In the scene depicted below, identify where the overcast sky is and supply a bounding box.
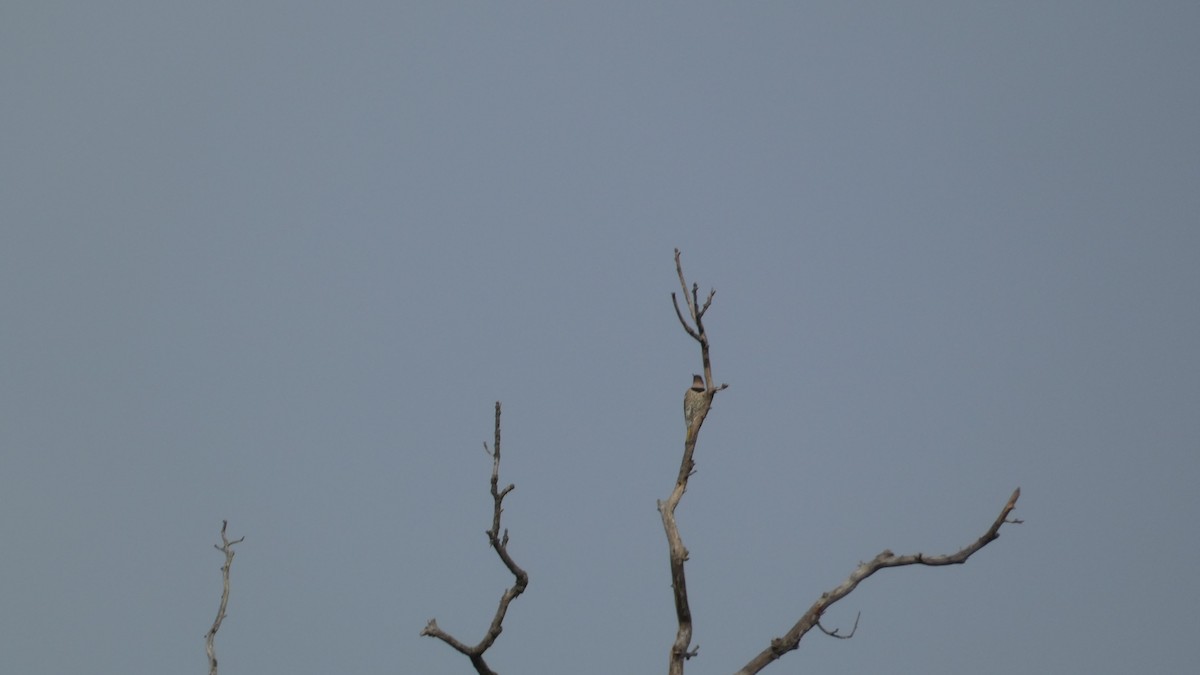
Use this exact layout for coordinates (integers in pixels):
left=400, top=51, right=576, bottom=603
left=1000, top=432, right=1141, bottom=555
left=2, top=3, right=1198, bottom=674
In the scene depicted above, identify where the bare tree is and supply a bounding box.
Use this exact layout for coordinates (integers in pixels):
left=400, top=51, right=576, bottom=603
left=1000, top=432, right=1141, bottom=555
left=665, top=248, right=1022, bottom=674
left=206, top=520, right=244, bottom=675
left=422, top=402, right=529, bottom=675
left=415, top=248, right=1020, bottom=674
left=200, top=253, right=1020, bottom=673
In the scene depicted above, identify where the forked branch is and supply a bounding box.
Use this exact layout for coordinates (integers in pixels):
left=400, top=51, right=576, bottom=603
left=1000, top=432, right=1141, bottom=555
left=734, top=488, right=1023, bottom=675
left=206, top=520, right=244, bottom=675
left=422, top=402, right=529, bottom=675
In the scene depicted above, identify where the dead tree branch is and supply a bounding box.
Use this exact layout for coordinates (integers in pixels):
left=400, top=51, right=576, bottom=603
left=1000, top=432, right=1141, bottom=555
left=422, top=402, right=529, bottom=675
left=733, top=487, right=1022, bottom=675
left=205, top=520, right=244, bottom=675
left=659, top=249, right=729, bottom=675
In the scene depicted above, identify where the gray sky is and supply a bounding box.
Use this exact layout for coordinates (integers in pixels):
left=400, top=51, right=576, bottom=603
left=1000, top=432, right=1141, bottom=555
left=2, top=3, right=1198, bottom=674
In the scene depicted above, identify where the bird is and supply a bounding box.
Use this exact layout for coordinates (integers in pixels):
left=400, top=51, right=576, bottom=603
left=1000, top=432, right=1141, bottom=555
left=684, top=374, right=706, bottom=441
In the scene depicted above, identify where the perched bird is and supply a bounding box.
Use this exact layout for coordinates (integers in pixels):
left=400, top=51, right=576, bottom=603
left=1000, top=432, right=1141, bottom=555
left=684, top=374, right=706, bottom=440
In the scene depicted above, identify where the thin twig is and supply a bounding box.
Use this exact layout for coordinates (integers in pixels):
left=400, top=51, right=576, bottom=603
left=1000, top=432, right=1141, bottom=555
left=816, top=612, right=860, bottom=639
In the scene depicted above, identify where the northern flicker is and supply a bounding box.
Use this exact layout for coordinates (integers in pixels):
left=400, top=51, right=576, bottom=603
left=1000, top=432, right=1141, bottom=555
left=684, top=374, right=706, bottom=441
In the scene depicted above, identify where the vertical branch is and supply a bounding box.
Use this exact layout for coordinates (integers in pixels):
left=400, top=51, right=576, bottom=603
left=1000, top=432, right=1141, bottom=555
left=422, top=402, right=529, bottom=675
left=206, top=520, right=244, bottom=675
left=661, top=249, right=729, bottom=675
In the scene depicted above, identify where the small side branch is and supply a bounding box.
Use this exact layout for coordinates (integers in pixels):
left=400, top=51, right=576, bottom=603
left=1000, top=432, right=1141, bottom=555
left=205, top=520, right=244, bottom=675
left=422, top=402, right=529, bottom=675
left=734, top=488, right=1022, bottom=675
left=816, top=612, right=860, bottom=639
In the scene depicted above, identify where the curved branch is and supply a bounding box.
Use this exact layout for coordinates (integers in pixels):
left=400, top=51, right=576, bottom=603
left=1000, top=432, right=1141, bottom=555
left=422, top=402, right=529, bottom=675
left=734, top=488, right=1022, bottom=675
left=671, top=292, right=700, bottom=342
left=816, top=612, right=859, bottom=639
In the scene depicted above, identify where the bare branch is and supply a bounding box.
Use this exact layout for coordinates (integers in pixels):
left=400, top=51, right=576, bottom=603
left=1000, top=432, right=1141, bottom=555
left=697, top=287, right=715, bottom=319
left=671, top=292, right=701, bottom=341
left=659, top=249, right=730, bottom=675
left=205, top=520, right=243, bottom=675
left=734, top=488, right=1022, bottom=675
left=674, top=249, right=697, bottom=322
left=422, top=402, right=529, bottom=675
